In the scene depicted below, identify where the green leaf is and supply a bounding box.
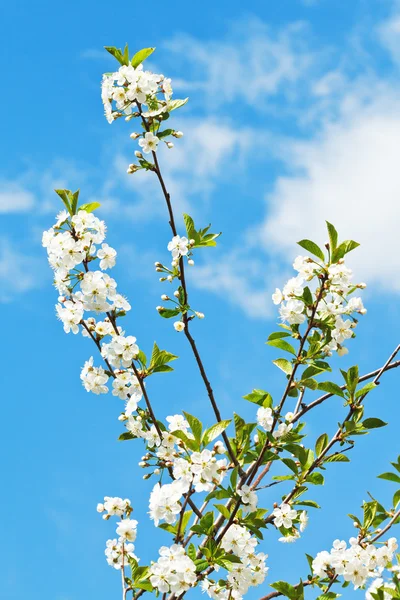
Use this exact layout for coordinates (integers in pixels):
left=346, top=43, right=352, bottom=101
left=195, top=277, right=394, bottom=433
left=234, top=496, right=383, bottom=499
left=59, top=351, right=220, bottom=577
left=362, top=418, right=387, bottom=430
left=355, top=382, right=377, bottom=399
left=267, top=338, right=297, bottom=356
left=393, top=489, right=400, bottom=508
left=363, top=501, right=377, bottom=528
left=215, top=504, right=230, bottom=519
left=170, top=429, right=198, bottom=452
left=326, top=221, right=338, bottom=251
left=79, top=202, right=101, bottom=213
left=168, top=98, right=189, bottom=111
left=104, top=46, right=126, bottom=65
left=317, top=381, right=345, bottom=398
left=202, top=420, right=231, bottom=446
left=324, top=453, right=350, bottom=463
left=149, top=342, right=178, bottom=374
left=268, top=331, right=291, bottom=341
left=131, top=47, right=155, bottom=68
left=273, top=358, right=293, bottom=375
left=282, top=458, right=298, bottom=474
left=55, top=189, right=72, bottom=214
left=378, top=472, right=400, bottom=484
left=297, top=239, right=325, bottom=262
left=306, top=472, right=324, bottom=485
left=315, top=433, right=329, bottom=456
left=118, top=431, right=134, bottom=441
left=243, top=389, right=273, bottom=408
left=303, top=286, right=313, bottom=306
left=70, top=189, right=80, bottom=214
left=158, top=307, right=181, bottom=319
left=187, top=543, right=196, bottom=561
left=183, top=412, right=203, bottom=442
left=332, top=240, right=360, bottom=262
left=270, top=581, right=298, bottom=600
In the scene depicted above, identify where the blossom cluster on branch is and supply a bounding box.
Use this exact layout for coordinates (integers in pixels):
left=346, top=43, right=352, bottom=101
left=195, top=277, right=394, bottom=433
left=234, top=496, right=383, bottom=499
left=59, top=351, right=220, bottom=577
left=43, top=44, right=400, bottom=600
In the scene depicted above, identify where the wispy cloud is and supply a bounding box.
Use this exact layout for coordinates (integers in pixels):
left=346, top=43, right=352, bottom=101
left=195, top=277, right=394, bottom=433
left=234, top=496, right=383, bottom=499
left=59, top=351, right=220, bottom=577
left=0, top=238, right=44, bottom=302
left=164, top=18, right=315, bottom=111
left=0, top=181, right=35, bottom=213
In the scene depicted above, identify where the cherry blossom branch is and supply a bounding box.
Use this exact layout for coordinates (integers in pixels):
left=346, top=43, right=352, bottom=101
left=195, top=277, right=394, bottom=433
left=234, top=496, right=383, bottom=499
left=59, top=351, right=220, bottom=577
left=135, top=101, right=242, bottom=475
left=294, top=351, right=400, bottom=423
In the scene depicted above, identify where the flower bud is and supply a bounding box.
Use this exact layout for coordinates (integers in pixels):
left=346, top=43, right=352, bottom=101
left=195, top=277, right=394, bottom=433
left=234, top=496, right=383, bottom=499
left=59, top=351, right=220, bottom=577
left=97, top=503, right=105, bottom=513
left=154, top=468, right=160, bottom=475
left=174, top=131, right=184, bottom=138
left=195, top=311, right=204, bottom=319
left=166, top=141, right=174, bottom=149
left=130, top=133, right=140, bottom=139
left=188, top=259, right=195, bottom=266
left=173, top=290, right=180, bottom=298
left=161, top=294, right=169, bottom=301
left=167, top=275, right=173, bottom=282
left=134, top=150, right=143, bottom=158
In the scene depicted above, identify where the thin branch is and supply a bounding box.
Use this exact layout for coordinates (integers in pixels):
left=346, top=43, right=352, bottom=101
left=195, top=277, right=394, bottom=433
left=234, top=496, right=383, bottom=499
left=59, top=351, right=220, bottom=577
left=371, top=508, right=400, bottom=543
left=135, top=101, right=242, bottom=475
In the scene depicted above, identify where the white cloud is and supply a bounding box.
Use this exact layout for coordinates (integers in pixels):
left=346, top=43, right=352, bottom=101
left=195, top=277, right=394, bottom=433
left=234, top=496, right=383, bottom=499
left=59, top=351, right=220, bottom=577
left=164, top=18, right=314, bottom=109
left=0, top=181, right=35, bottom=213
left=257, top=90, right=400, bottom=291
left=0, top=238, right=43, bottom=301
left=192, top=253, right=276, bottom=319
left=97, top=117, right=253, bottom=223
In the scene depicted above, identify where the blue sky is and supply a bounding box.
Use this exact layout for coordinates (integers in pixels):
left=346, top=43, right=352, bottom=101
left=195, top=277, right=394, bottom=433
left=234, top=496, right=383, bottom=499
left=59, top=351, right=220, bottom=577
left=1, top=0, right=400, bottom=598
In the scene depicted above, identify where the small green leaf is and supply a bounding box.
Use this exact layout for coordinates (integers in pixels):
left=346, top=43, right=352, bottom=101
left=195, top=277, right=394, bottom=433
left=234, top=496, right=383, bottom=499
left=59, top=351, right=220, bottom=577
left=158, top=308, right=181, bottom=319
left=332, top=240, right=360, bottom=262
left=362, top=418, right=387, bottom=429
left=273, top=358, right=293, bottom=375
left=243, top=389, right=273, bottom=408
left=131, top=47, right=155, bottom=68
left=215, top=504, right=230, bottom=519
left=324, top=453, right=350, bottom=463
left=267, top=338, right=297, bottom=356
left=317, top=381, right=345, bottom=398
left=315, top=433, right=329, bottom=456
left=168, top=98, right=189, bottom=111
left=104, top=46, right=126, bottom=65
left=79, top=202, right=101, bottom=213
left=268, top=331, right=291, bottom=341
left=297, top=239, right=325, bottom=262
left=183, top=412, right=203, bottom=442
left=378, top=472, right=400, bottom=484
left=326, top=221, right=338, bottom=251
left=306, top=472, right=324, bottom=485
left=202, top=420, right=231, bottom=446
left=55, top=189, right=72, bottom=214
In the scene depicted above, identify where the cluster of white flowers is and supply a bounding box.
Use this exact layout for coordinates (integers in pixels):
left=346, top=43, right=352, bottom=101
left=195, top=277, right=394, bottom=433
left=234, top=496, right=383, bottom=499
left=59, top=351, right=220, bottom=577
left=237, top=485, right=258, bottom=513
left=256, top=408, right=293, bottom=439
left=173, top=449, right=228, bottom=493
left=272, top=255, right=366, bottom=355
left=101, top=60, right=184, bottom=170
left=44, top=207, right=145, bottom=418
left=366, top=576, right=396, bottom=600
left=149, top=544, right=197, bottom=594
left=101, top=62, right=172, bottom=123
left=312, top=537, right=398, bottom=590
left=202, top=524, right=268, bottom=600
left=149, top=447, right=228, bottom=526
left=97, top=496, right=139, bottom=570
